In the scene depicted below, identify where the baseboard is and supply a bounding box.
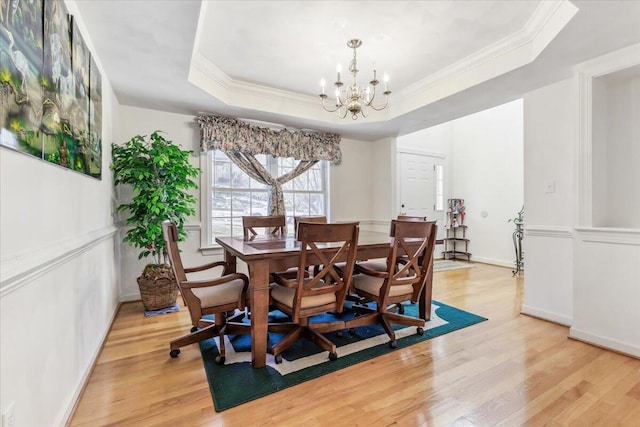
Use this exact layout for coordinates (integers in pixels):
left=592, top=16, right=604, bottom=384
left=569, top=327, right=640, bottom=359
left=120, top=292, right=141, bottom=303
left=469, top=256, right=513, bottom=269
left=521, top=305, right=572, bottom=326
left=61, top=301, right=122, bottom=427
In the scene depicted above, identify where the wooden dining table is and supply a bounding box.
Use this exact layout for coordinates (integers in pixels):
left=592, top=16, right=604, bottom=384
left=216, top=229, right=434, bottom=368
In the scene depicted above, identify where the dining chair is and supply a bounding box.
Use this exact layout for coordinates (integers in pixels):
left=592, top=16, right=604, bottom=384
left=293, top=216, right=328, bottom=275
left=242, top=215, right=287, bottom=239
left=269, top=221, right=360, bottom=362
left=349, top=220, right=437, bottom=348
left=162, top=221, right=250, bottom=364
left=293, top=215, right=327, bottom=234
left=355, top=215, right=434, bottom=274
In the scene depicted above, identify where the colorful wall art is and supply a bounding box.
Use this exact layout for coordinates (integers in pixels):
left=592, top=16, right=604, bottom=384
left=1, top=0, right=102, bottom=179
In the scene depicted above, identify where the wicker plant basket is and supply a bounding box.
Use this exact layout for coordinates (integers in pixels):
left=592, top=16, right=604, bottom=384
left=137, top=264, right=179, bottom=311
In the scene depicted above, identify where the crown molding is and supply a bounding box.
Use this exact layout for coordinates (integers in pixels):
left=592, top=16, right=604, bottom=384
left=396, top=0, right=577, bottom=115
left=188, top=0, right=577, bottom=125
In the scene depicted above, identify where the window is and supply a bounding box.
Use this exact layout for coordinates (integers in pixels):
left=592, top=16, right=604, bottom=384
left=434, top=164, right=444, bottom=212
left=206, top=150, right=328, bottom=244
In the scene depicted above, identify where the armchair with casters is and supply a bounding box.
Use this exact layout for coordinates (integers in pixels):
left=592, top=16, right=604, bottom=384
left=356, top=215, right=435, bottom=276
left=269, top=222, right=360, bottom=363
left=349, top=220, right=437, bottom=348
left=162, top=221, right=250, bottom=364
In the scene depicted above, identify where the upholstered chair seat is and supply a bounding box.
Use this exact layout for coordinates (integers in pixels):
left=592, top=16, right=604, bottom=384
left=271, top=279, right=337, bottom=309
left=191, top=278, right=247, bottom=307
left=352, top=274, right=415, bottom=298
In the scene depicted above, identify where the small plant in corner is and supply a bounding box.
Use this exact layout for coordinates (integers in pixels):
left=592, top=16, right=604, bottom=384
left=508, top=205, right=524, bottom=224
left=111, top=131, right=200, bottom=310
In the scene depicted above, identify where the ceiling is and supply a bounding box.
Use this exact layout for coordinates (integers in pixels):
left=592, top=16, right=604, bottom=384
left=74, top=0, right=640, bottom=141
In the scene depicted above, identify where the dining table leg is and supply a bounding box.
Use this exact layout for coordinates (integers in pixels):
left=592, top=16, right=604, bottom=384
left=224, top=249, right=237, bottom=273
left=248, top=259, right=270, bottom=368
left=419, top=259, right=434, bottom=321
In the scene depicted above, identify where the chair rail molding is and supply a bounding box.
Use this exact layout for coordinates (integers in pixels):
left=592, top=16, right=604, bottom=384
left=525, top=225, right=573, bottom=239
left=0, top=225, right=118, bottom=297
left=574, top=227, right=640, bottom=246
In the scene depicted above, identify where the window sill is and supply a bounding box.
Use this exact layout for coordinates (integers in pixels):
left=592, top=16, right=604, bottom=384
left=199, top=245, right=224, bottom=256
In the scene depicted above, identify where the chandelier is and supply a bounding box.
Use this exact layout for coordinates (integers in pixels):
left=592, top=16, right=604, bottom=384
left=319, top=39, right=391, bottom=120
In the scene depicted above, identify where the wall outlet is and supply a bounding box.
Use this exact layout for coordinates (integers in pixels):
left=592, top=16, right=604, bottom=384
left=1, top=401, right=15, bottom=427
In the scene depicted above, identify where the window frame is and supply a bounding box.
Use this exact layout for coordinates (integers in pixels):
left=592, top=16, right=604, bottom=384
left=200, top=151, right=329, bottom=250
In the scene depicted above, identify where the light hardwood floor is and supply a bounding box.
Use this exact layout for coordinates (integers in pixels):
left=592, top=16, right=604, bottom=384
left=70, top=264, right=640, bottom=426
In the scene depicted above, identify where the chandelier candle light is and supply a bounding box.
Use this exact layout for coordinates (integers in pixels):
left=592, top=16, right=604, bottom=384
left=319, top=39, right=391, bottom=120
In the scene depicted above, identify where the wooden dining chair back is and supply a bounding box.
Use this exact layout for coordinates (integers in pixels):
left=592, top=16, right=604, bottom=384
left=397, top=215, right=428, bottom=221
left=162, top=221, right=250, bottom=364
left=355, top=215, right=433, bottom=275
left=269, top=221, right=360, bottom=362
left=242, top=215, right=286, bottom=239
left=350, top=220, right=438, bottom=348
left=293, top=215, right=327, bottom=235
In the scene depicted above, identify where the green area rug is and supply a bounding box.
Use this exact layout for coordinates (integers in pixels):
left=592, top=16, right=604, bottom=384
left=199, top=301, right=487, bottom=411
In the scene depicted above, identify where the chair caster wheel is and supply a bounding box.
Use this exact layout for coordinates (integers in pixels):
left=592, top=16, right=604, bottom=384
left=275, top=354, right=283, bottom=364
left=336, top=330, right=343, bottom=338
left=389, top=340, right=397, bottom=349
left=191, top=326, right=198, bottom=333
left=416, top=327, right=424, bottom=335
left=169, top=349, right=180, bottom=358
left=329, top=352, right=338, bottom=361
left=348, top=328, right=356, bottom=335
left=215, top=355, right=225, bottom=365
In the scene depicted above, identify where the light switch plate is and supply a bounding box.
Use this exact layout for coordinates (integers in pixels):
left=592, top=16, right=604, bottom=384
left=544, top=180, right=556, bottom=193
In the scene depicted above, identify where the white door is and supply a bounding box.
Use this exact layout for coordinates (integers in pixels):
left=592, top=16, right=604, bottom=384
left=398, top=152, right=442, bottom=221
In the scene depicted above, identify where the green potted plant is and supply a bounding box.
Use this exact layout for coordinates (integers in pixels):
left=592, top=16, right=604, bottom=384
left=111, top=131, right=200, bottom=310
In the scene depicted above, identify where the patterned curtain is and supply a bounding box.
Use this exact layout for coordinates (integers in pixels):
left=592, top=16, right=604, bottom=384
left=197, top=114, right=342, bottom=165
left=226, top=152, right=317, bottom=215
left=197, top=114, right=339, bottom=215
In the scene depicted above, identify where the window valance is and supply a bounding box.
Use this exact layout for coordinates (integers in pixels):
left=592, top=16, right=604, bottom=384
left=197, top=115, right=342, bottom=165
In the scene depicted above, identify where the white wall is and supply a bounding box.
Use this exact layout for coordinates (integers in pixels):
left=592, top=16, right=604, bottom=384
left=370, top=137, right=397, bottom=232
left=329, top=137, right=376, bottom=225
left=594, top=71, right=640, bottom=228
left=397, top=99, right=524, bottom=267
left=572, top=236, right=640, bottom=356
left=522, top=78, right=575, bottom=325
left=523, top=44, right=640, bottom=357
left=451, top=99, right=524, bottom=267
left=0, top=2, right=120, bottom=425
left=570, top=45, right=640, bottom=357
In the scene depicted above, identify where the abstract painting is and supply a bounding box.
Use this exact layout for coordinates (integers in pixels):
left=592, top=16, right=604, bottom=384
left=1, top=0, right=102, bottom=179
left=0, top=0, right=44, bottom=158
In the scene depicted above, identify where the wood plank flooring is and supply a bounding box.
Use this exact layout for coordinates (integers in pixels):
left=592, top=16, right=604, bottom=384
left=69, top=264, right=640, bottom=426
